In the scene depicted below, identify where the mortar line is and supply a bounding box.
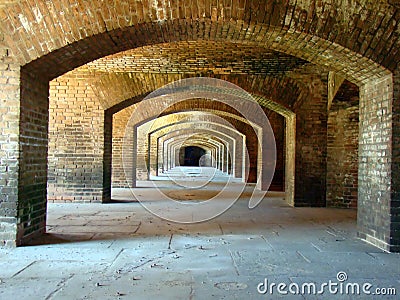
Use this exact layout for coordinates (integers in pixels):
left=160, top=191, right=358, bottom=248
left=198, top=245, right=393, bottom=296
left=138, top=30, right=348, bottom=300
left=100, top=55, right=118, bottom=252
left=133, top=221, right=142, bottom=234
left=108, top=248, right=125, bottom=269
left=218, top=223, right=224, bottom=235
left=228, top=250, right=240, bottom=276
left=296, top=250, right=311, bottom=263
left=260, top=234, right=274, bottom=250
left=45, top=274, right=75, bottom=300
left=168, top=233, right=174, bottom=250
left=11, top=261, right=37, bottom=278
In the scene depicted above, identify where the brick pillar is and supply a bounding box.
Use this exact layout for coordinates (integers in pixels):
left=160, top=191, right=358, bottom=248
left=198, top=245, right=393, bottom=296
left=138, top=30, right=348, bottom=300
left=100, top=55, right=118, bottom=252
left=234, top=136, right=244, bottom=179
left=246, top=130, right=258, bottom=183
left=47, top=75, right=104, bottom=203
left=103, top=110, right=112, bottom=202
left=391, top=67, right=400, bottom=252
left=0, top=50, right=20, bottom=247
left=294, top=75, right=328, bottom=207
left=285, top=114, right=296, bottom=206
left=327, top=99, right=359, bottom=208
left=257, top=127, right=277, bottom=191
left=358, top=73, right=399, bottom=252
left=16, top=67, right=50, bottom=245
left=111, top=106, right=135, bottom=188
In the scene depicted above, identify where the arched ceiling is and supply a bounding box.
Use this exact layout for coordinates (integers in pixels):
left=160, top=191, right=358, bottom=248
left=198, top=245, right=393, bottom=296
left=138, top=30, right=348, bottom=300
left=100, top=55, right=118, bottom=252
left=78, top=40, right=315, bottom=111
left=84, top=41, right=310, bottom=76
left=3, top=0, right=396, bottom=115
left=1, top=0, right=393, bottom=84
left=1, top=1, right=397, bottom=67
left=66, top=70, right=308, bottom=111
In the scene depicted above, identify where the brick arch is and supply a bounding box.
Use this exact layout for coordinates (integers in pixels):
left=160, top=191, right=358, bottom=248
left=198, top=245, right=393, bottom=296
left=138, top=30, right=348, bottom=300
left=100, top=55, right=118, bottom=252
left=165, top=136, right=223, bottom=170
left=108, top=93, right=293, bottom=202
left=0, top=1, right=398, bottom=252
left=166, top=136, right=228, bottom=173
left=1, top=1, right=396, bottom=80
left=20, top=21, right=390, bottom=84
left=108, top=93, right=288, bottom=194
left=156, top=127, right=239, bottom=175
left=96, top=72, right=305, bottom=112
left=120, top=91, right=275, bottom=190
left=147, top=115, right=246, bottom=178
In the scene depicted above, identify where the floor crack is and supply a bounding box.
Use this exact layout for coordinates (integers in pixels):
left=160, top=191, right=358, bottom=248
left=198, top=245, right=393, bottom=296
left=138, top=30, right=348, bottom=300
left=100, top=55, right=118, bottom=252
left=229, top=250, right=240, bottom=276
left=168, top=233, right=173, bottom=250
left=45, top=274, right=74, bottom=300
left=11, top=261, right=36, bottom=278
left=218, top=224, right=224, bottom=235
left=133, top=221, right=142, bottom=234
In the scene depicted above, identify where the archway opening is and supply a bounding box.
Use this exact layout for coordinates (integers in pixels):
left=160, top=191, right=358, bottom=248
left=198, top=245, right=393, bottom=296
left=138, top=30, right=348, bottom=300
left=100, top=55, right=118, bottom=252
left=180, top=146, right=207, bottom=167
left=4, top=8, right=393, bottom=252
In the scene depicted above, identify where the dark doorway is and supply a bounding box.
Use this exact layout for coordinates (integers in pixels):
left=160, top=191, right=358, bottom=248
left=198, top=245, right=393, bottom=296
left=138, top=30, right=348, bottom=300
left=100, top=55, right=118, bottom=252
left=180, top=146, right=206, bottom=166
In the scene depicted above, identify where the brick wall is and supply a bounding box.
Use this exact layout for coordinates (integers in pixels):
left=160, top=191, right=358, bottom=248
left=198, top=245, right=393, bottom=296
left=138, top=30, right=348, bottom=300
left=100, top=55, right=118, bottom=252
left=0, top=46, right=20, bottom=246
left=17, top=67, right=49, bottom=244
left=47, top=74, right=104, bottom=203
left=391, top=66, right=400, bottom=252
left=358, top=75, right=393, bottom=251
left=327, top=81, right=359, bottom=208
left=267, top=111, right=285, bottom=191
left=111, top=105, right=135, bottom=188
left=294, top=74, right=328, bottom=207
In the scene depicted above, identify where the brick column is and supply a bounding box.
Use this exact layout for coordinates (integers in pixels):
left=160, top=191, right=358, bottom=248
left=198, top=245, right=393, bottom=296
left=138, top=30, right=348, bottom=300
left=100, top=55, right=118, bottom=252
left=391, top=67, right=400, bottom=252
left=327, top=95, right=359, bottom=208
left=0, top=50, right=20, bottom=247
left=47, top=75, right=104, bottom=203
left=103, top=111, right=113, bottom=202
left=14, top=68, right=50, bottom=245
left=294, top=75, right=328, bottom=207
left=358, top=73, right=399, bottom=252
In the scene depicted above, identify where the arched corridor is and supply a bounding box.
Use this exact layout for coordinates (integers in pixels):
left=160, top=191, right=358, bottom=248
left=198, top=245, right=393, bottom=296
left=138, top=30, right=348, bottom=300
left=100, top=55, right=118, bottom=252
left=0, top=0, right=400, bottom=298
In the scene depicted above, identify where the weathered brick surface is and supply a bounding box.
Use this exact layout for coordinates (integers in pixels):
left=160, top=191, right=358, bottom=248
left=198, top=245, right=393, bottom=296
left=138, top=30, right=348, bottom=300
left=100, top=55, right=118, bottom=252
left=47, top=74, right=104, bottom=203
left=0, top=0, right=398, bottom=252
left=0, top=1, right=394, bottom=82
left=111, top=105, right=136, bottom=188
left=0, top=45, right=19, bottom=246
left=17, top=67, right=49, bottom=244
left=293, top=72, right=328, bottom=207
left=358, top=75, right=393, bottom=251
left=327, top=80, right=359, bottom=208
left=391, top=66, right=400, bottom=252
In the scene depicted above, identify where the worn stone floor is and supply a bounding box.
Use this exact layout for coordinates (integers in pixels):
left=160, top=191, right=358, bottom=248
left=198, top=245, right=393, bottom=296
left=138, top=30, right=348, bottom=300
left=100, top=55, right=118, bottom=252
left=0, top=182, right=399, bottom=299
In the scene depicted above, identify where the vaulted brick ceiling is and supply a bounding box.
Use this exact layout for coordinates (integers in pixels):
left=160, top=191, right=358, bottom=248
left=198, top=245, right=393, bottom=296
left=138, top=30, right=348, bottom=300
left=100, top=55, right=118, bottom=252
left=4, top=0, right=397, bottom=111
left=85, top=41, right=310, bottom=76
left=69, top=42, right=314, bottom=111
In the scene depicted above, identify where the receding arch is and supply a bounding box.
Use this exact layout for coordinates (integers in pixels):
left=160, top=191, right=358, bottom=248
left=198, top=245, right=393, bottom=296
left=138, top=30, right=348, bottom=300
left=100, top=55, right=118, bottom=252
left=146, top=112, right=247, bottom=178
left=165, top=135, right=226, bottom=172
left=0, top=1, right=397, bottom=252
left=154, top=125, right=243, bottom=178
left=164, top=134, right=227, bottom=173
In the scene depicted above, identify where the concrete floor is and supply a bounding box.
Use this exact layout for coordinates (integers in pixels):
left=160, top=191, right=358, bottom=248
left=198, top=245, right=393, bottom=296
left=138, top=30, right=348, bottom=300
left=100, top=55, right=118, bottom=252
left=0, top=181, right=399, bottom=299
